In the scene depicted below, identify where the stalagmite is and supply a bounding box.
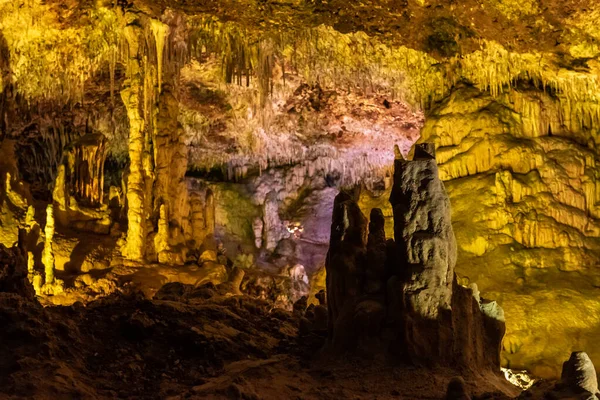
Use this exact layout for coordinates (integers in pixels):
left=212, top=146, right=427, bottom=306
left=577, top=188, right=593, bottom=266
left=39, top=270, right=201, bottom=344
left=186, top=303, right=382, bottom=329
left=41, top=205, right=63, bottom=296
left=365, top=208, right=387, bottom=294
left=561, top=352, right=599, bottom=395
left=42, top=205, right=55, bottom=286
left=262, top=191, right=289, bottom=251
left=190, top=192, right=207, bottom=248
left=325, top=191, right=370, bottom=350
left=205, top=189, right=215, bottom=238
left=390, top=142, right=456, bottom=319
left=325, top=144, right=505, bottom=373
left=253, top=217, right=263, bottom=249
left=418, top=84, right=600, bottom=376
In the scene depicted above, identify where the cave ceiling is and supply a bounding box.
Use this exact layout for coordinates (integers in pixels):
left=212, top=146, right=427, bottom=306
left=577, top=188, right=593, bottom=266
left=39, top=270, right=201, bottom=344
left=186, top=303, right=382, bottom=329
left=2, top=0, right=600, bottom=176
left=3, top=0, right=600, bottom=103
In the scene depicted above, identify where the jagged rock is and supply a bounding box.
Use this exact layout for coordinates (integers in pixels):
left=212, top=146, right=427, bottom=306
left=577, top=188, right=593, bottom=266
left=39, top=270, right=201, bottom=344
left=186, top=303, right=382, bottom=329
left=324, top=144, right=505, bottom=372
left=199, top=250, right=218, bottom=263
left=390, top=146, right=455, bottom=320
left=293, top=295, right=308, bottom=315
left=242, top=269, right=309, bottom=310
left=561, top=352, right=599, bottom=395
left=154, top=282, right=192, bottom=300
left=315, top=290, right=326, bottom=306
left=196, top=261, right=228, bottom=287
left=417, top=85, right=600, bottom=376
left=0, top=243, right=35, bottom=300
left=285, top=264, right=309, bottom=285
left=325, top=191, right=368, bottom=351
left=217, top=267, right=245, bottom=296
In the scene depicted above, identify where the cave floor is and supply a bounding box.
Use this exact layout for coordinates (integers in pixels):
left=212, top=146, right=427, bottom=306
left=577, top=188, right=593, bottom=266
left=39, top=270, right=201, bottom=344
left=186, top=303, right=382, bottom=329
left=1, top=287, right=521, bottom=400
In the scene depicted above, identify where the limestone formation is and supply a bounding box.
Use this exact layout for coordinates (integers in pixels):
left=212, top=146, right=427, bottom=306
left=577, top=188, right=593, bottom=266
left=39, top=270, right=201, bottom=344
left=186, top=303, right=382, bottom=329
left=415, top=84, right=600, bottom=377
left=561, top=352, right=599, bottom=395
left=52, top=133, right=112, bottom=234
left=262, top=191, right=289, bottom=251
left=42, top=205, right=55, bottom=286
left=325, top=144, right=505, bottom=373
left=119, top=13, right=193, bottom=263
left=390, top=147, right=455, bottom=318
left=64, top=132, right=108, bottom=207
left=121, top=17, right=149, bottom=262
left=189, top=186, right=217, bottom=249
left=40, top=205, right=63, bottom=295
left=365, top=208, right=387, bottom=294
left=325, top=191, right=369, bottom=350
left=205, top=189, right=215, bottom=239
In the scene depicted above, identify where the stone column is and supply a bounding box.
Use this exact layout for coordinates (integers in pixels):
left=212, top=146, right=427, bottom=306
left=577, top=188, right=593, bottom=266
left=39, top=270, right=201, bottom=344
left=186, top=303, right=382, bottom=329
left=121, top=18, right=148, bottom=262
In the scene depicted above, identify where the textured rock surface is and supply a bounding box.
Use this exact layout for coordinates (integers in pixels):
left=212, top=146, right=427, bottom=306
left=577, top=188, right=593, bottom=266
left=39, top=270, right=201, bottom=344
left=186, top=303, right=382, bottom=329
left=52, top=132, right=112, bottom=235
left=561, top=352, right=599, bottom=395
left=325, top=191, right=369, bottom=351
left=0, top=243, right=35, bottom=300
left=417, top=84, right=600, bottom=377
left=325, top=145, right=505, bottom=377
left=391, top=149, right=456, bottom=320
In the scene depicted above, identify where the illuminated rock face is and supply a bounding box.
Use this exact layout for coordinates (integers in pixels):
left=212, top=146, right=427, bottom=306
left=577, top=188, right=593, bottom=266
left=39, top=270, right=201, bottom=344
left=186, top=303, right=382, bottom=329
left=561, top=352, right=599, bottom=395
left=119, top=14, right=192, bottom=264
left=418, top=84, right=600, bottom=377
left=121, top=19, right=148, bottom=263
left=326, top=144, right=504, bottom=371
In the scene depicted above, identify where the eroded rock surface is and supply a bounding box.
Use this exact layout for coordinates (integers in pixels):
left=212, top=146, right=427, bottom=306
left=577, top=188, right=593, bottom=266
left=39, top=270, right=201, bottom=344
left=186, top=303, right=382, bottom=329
left=416, top=84, right=600, bottom=377
left=325, top=144, right=505, bottom=378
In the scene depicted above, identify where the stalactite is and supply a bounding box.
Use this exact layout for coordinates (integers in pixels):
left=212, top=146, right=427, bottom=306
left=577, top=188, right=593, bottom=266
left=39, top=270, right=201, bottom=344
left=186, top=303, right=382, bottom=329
left=150, top=20, right=170, bottom=92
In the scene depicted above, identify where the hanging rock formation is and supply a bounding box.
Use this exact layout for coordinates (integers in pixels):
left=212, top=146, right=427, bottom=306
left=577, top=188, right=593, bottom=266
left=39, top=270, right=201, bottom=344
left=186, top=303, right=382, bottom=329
left=120, top=12, right=193, bottom=264
left=326, top=144, right=505, bottom=374
left=52, top=132, right=112, bottom=234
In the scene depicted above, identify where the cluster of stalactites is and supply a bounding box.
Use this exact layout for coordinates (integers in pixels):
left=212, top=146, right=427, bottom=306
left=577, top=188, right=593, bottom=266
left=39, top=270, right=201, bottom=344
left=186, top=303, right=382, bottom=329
left=120, top=11, right=193, bottom=263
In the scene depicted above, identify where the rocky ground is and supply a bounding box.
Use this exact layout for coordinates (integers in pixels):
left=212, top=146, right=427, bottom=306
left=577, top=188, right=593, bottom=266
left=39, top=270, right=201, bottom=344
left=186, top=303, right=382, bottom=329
left=2, top=241, right=600, bottom=399
left=0, top=240, right=519, bottom=400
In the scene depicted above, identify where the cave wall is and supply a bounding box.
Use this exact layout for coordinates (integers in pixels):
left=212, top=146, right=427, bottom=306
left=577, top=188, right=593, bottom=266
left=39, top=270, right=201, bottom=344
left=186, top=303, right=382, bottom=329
left=417, top=84, right=600, bottom=378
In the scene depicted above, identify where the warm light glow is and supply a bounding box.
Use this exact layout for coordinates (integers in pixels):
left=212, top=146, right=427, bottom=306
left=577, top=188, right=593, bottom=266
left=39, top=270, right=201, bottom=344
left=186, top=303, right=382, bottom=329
left=501, top=367, right=535, bottom=390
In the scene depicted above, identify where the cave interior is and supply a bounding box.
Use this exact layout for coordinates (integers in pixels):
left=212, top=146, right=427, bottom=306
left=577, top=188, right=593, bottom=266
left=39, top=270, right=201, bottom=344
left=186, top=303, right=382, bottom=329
left=2, top=0, right=600, bottom=399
